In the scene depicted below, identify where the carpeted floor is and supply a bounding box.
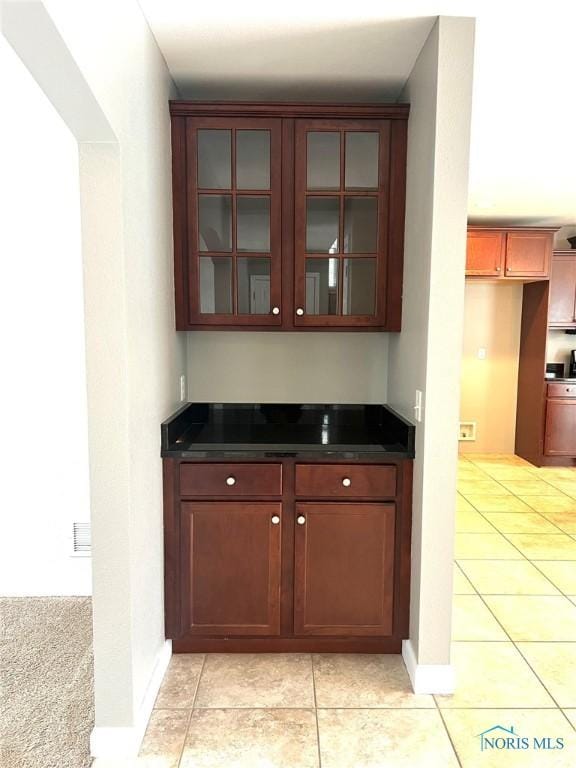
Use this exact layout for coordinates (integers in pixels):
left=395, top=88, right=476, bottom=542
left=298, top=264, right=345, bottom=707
left=0, top=597, right=94, bottom=768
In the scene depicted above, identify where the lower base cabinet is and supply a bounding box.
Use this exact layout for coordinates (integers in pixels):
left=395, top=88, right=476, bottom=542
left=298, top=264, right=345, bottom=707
left=294, top=503, right=395, bottom=636
left=181, top=502, right=282, bottom=636
left=545, top=400, right=576, bottom=456
left=163, top=459, right=412, bottom=653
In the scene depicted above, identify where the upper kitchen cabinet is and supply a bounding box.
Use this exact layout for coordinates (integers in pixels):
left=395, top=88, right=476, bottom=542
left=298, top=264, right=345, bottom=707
left=466, top=227, right=554, bottom=279
left=548, top=251, right=576, bottom=328
left=170, top=102, right=408, bottom=331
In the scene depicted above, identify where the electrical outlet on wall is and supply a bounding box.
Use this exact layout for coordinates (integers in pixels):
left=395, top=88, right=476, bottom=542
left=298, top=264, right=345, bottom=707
left=180, top=374, right=187, bottom=402
left=459, top=421, right=476, bottom=441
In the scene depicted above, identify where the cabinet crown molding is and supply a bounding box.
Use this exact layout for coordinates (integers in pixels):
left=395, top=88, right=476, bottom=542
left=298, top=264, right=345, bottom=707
left=170, top=100, right=410, bottom=119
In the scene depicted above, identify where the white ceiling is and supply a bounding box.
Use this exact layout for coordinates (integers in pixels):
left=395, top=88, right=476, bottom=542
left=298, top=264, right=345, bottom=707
left=139, top=0, right=576, bottom=231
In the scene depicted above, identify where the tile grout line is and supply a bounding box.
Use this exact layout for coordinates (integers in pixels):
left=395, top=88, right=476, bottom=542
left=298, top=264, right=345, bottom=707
left=435, top=701, right=464, bottom=768
left=453, top=465, right=576, bottom=730
left=310, top=654, right=323, bottom=768
left=177, top=654, right=207, bottom=768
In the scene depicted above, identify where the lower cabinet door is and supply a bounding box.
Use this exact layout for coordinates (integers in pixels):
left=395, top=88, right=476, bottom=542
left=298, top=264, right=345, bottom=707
left=544, top=400, right=576, bottom=456
left=180, top=502, right=282, bottom=636
left=294, top=503, right=395, bottom=636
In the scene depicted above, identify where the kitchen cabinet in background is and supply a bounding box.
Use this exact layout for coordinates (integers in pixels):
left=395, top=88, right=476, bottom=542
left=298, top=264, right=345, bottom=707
left=466, top=227, right=554, bottom=279
left=544, top=382, right=576, bottom=457
left=548, top=251, right=576, bottom=328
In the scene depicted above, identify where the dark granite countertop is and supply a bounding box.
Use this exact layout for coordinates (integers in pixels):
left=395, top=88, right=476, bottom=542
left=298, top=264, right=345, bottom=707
left=161, top=403, right=415, bottom=460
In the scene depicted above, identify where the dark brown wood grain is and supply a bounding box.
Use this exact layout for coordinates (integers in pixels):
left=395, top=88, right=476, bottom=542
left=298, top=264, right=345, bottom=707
left=170, top=101, right=410, bottom=120
left=293, top=118, right=392, bottom=328
left=180, top=501, right=282, bottom=636
left=163, top=455, right=413, bottom=652
left=294, top=463, right=396, bottom=498
left=396, top=459, right=413, bottom=639
left=515, top=280, right=549, bottom=465
left=293, top=502, right=395, bottom=636
left=172, top=636, right=402, bottom=653
left=171, top=117, right=188, bottom=329
left=544, top=399, right=576, bottom=456
left=179, top=463, right=282, bottom=497
left=547, top=382, right=576, bottom=398
left=170, top=102, right=408, bottom=332
left=386, top=119, right=407, bottom=330
left=163, top=459, right=179, bottom=638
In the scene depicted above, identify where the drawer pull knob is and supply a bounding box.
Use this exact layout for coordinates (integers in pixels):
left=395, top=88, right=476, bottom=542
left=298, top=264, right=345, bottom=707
left=226, top=476, right=236, bottom=486
left=297, top=515, right=306, bottom=525
left=271, top=515, right=280, bottom=525
left=342, top=477, right=352, bottom=487
left=272, top=306, right=280, bottom=315
left=296, top=308, right=304, bottom=316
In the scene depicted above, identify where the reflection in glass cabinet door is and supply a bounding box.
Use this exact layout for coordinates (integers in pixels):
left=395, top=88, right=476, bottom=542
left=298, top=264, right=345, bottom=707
left=199, top=257, right=233, bottom=314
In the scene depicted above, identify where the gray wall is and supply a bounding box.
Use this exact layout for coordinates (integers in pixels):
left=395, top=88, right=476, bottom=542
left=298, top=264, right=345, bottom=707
left=187, top=332, right=389, bottom=403
left=4, top=0, right=186, bottom=732
left=387, top=16, right=475, bottom=667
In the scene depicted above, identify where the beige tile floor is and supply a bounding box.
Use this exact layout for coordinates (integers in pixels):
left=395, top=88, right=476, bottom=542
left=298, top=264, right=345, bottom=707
left=94, top=454, right=576, bottom=767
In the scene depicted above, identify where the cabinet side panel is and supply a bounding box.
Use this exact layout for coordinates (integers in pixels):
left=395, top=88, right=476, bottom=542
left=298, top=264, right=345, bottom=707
left=171, top=117, right=188, bottom=329
left=515, top=281, right=549, bottom=465
left=396, top=460, right=413, bottom=638
left=163, top=458, right=180, bottom=638
left=386, top=119, right=407, bottom=330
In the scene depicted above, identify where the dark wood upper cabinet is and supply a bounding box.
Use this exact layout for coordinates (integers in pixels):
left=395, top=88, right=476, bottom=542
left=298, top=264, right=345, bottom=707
left=170, top=102, right=408, bottom=331
left=180, top=501, right=282, bottom=636
left=466, top=227, right=554, bottom=280
left=548, top=251, right=576, bottom=328
left=293, top=502, right=395, bottom=636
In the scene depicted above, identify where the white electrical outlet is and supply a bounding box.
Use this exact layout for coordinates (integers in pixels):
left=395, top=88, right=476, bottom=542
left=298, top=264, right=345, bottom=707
left=179, top=374, right=187, bottom=402
left=477, top=347, right=487, bottom=360
left=414, top=390, right=423, bottom=423
left=459, top=421, right=477, bottom=441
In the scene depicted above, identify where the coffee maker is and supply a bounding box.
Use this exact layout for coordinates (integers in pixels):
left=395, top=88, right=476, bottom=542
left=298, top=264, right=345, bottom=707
left=570, top=350, right=576, bottom=378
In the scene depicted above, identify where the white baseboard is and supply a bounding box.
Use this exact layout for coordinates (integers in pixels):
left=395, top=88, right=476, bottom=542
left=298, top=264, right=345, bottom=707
left=402, top=638, right=455, bottom=694
left=90, top=639, right=172, bottom=758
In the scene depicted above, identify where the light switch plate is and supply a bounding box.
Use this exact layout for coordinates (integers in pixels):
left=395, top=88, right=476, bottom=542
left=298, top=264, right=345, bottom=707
left=414, top=389, right=423, bottom=423
left=180, top=374, right=187, bottom=402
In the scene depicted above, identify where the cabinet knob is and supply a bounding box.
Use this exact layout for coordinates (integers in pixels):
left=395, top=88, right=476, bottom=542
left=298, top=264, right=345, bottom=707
left=296, top=308, right=304, bottom=316
left=496, top=266, right=501, bottom=271
left=271, top=515, right=280, bottom=525
left=272, top=306, right=280, bottom=315
left=225, top=476, right=236, bottom=486
left=297, top=515, right=306, bottom=525
left=342, top=477, right=352, bottom=487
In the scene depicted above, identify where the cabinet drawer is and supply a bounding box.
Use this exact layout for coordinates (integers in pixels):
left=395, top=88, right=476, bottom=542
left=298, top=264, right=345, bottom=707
left=547, top=383, right=576, bottom=398
left=179, top=463, right=282, bottom=496
left=295, top=464, right=396, bottom=498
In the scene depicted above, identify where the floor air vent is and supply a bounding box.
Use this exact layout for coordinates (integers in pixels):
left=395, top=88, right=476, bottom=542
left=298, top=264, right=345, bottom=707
left=71, top=522, right=91, bottom=557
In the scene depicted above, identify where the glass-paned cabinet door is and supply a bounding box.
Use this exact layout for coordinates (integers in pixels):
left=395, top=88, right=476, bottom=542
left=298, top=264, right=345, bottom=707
left=294, top=119, right=390, bottom=326
left=187, top=118, right=282, bottom=325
